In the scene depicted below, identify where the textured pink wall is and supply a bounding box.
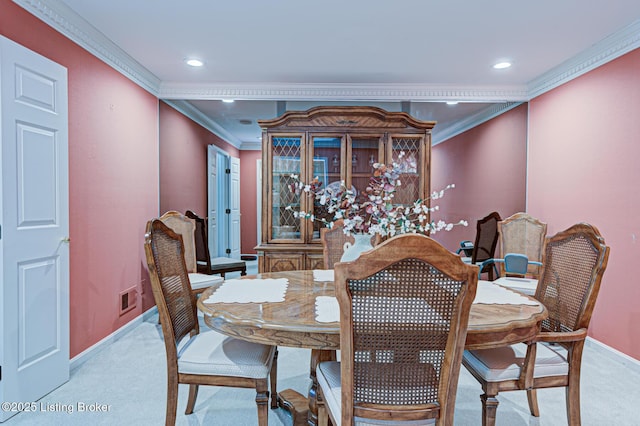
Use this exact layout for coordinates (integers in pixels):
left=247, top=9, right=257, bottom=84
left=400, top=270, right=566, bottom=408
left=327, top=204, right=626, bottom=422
left=158, top=102, right=239, bottom=217
left=431, top=105, right=528, bottom=252
left=1, top=2, right=159, bottom=357
left=239, top=150, right=262, bottom=254
left=528, top=48, right=640, bottom=359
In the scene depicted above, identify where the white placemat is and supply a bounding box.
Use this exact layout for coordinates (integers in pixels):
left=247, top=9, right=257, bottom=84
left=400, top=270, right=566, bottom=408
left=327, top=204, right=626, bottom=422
left=315, top=296, right=340, bottom=323
left=202, top=278, right=288, bottom=303
left=473, top=281, right=539, bottom=305
left=313, top=269, right=334, bottom=282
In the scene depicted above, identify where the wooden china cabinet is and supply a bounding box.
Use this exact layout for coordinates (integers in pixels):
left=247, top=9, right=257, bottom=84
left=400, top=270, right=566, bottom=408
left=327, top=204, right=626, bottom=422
left=256, top=106, right=436, bottom=273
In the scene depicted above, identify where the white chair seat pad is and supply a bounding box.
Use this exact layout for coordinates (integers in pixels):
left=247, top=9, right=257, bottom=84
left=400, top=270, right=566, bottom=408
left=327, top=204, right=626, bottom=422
left=463, top=342, right=568, bottom=382
left=188, top=273, right=224, bottom=290
left=178, top=331, right=274, bottom=378
left=316, top=361, right=435, bottom=426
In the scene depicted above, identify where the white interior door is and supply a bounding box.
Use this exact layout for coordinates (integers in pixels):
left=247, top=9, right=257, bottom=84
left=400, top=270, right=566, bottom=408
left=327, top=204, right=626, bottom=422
left=0, top=36, right=69, bottom=422
left=207, top=145, right=218, bottom=258
left=229, top=157, right=241, bottom=259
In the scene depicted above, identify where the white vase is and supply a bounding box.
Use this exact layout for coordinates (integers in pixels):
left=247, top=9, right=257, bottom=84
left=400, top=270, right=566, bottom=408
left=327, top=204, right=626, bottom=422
left=340, top=233, right=374, bottom=262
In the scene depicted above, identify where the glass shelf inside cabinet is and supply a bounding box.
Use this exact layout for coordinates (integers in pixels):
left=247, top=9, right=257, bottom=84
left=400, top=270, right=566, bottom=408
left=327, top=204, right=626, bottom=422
left=311, top=136, right=341, bottom=238
left=272, top=136, right=302, bottom=239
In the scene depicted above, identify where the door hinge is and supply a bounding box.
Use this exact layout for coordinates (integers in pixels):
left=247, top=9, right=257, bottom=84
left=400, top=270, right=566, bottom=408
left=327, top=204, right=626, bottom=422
left=225, top=208, right=231, bottom=214
left=225, top=168, right=231, bottom=174
left=225, top=248, right=231, bottom=254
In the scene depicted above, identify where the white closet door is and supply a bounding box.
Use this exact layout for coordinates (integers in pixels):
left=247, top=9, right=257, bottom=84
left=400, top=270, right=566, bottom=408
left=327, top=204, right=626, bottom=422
left=0, top=35, right=69, bottom=421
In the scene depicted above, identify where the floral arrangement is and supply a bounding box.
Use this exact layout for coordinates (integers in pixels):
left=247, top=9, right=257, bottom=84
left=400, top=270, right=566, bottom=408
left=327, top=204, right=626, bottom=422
left=285, top=152, right=468, bottom=237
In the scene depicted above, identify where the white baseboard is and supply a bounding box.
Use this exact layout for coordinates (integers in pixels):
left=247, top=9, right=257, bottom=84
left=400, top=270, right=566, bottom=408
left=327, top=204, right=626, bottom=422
left=586, top=336, right=640, bottom=373
left=69, top=306, right=158, bottom=372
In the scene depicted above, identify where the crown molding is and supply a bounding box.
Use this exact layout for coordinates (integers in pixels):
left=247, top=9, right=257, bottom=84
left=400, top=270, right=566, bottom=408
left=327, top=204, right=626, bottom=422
left=13, top=0, right=161, bottom=95
left=240, top=141, right=263, bottom=151
left=162, top=100, right=243, bottom=149
left=432, top=102, right=523, bottom=145
left=15, top=1, right=640, bottom=146
left=527, top=19, right=640, bottom=99
left=159, top=82, right=529, bottom=103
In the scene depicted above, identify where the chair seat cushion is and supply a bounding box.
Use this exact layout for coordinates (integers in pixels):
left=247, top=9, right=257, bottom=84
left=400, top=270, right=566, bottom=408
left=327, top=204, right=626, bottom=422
left=463, top=342, right=568, bottom=382
left=188, top=273, right=224, bottom=290
left=210, top=257, right=246, bottom=269
left=178, top=331, right=275, bottom=378
left=316, top=361, right=435, bottom=426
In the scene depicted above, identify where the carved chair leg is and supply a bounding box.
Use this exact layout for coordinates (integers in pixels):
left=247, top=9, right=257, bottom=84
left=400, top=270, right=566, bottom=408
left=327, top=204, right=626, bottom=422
left=527, top=388, right=540, bottom=417
left=566, top=376, right=582, bottom=426
left=480, top=393, right=499, bottom=426
left=270, top=348, right=279, bottom=409
left=165, top=375, right=178, bottom=426
left=255, top=381, right=270, bottom=426
left=185, top=384, right=199, bottom=414
left=317, top=386, right=329, bottom=426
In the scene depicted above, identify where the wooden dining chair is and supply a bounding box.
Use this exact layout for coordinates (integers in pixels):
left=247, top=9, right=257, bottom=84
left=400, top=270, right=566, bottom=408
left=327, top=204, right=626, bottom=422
left=144, top=219, right=278, bottom=426
left=320, top=219, right=378, bottom=269
left=184, top=210, right=247, bottom=278
left=460, top=211, right=501, bottom=280
left=158, top=211, right=223, bottom=295
left=320, top=219, right=355, bottom=269
left=497, top=212, right=547, bottom=278
left=316, top=233, right=478, bottom=426
left=462, top=223, right=609, bottom=426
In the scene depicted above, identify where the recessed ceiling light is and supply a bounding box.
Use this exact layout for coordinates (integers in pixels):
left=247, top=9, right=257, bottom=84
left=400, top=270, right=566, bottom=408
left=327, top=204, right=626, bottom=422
left=186, top=59, right=203, bottom=67
left=493, top=61, right=512, bottom=69
left=446, top=101, right=459, bottom=105
left=222, top=99, right=235, bottom=103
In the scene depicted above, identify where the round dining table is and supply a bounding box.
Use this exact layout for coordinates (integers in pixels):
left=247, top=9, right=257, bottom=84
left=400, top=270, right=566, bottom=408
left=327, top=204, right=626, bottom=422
left=197, top=270, right=547, bottom=426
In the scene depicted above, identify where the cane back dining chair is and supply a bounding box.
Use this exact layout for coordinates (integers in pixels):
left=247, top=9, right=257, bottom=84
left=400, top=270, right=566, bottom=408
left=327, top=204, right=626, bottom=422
left=317, top=233, right=479, bottom=426
left=321, top=219, right=379, bottom=269
left=144, top=219, right=278, bottom=426
left=321, top=219, right=355, bottom=269
left=497, top=212, right=547, bottom=278
left=185, top=210, right=247, bottom=278
left=459, top=212, right=501, bottom=280
left=158, top=211, right=223, bottom=295
left=462, top=223, right=609, bottom=426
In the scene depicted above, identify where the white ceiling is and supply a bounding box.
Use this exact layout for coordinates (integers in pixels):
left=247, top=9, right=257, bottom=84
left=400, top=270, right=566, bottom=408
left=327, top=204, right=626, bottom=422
left=16, top=0, right=640, bottom=147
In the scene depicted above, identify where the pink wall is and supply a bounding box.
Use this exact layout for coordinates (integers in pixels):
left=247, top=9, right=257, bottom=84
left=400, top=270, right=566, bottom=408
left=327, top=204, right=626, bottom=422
left=239, top=150, right=262, bottom=254
left=1, top=2, right=159, bottom=357
left=527, top=48, right=640, bottom=359
left=431, top=105, right=528, bottom=251
left=159, top=102, right=239, bottom=217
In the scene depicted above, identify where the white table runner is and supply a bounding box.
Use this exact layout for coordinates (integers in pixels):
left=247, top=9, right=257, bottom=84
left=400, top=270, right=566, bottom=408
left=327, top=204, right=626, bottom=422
left=313, top=269, right=334, bottom=282
left=202, top=278, right=288, bottom=304
left=474, top=281, right=539, bottom=305
left=493, top=277, right=538, bottom=296
left=315, top=281, right=538, bottom=323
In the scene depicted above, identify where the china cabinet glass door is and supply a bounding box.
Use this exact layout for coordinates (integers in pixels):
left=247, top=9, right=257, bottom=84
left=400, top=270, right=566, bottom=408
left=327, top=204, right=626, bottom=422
left=271, top=135, right=304, bottom=240
left=389, top=135, right=424, bottom=205
left=309, top=135, right=343, bottom=240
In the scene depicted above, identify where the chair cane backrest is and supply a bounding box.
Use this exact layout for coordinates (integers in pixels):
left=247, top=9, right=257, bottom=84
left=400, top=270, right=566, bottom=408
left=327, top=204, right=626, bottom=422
left=185, top=210, right=212, bottom=271
left=498, top=213, right=547, bottom=277
left=158, top=211, right=198, bottom=274
left=334, top=234, right=478, bottom=425
left=471, top=212, right=501, bottom=269
left=535, top=223, right=609, bottom=334
left=144, top=220, right=199, bottom=354
left=321, top=219, right=354, bottom=269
